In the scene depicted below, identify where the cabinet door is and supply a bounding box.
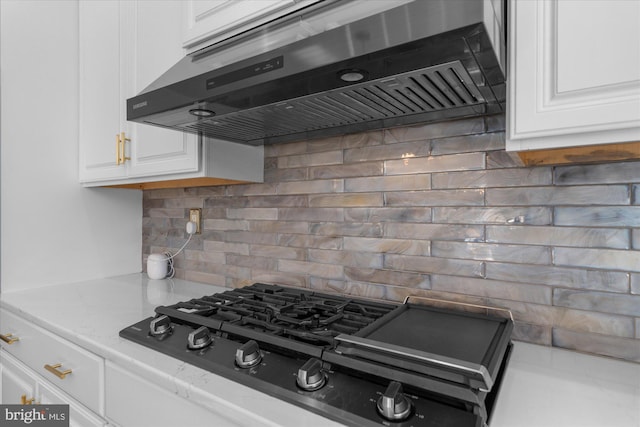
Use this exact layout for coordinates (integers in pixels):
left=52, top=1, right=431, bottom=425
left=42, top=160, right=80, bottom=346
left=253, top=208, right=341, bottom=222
left=0, top=349, right=36, bottom=405
left=39, top=380, right=106, bottom=427
left=78, top=1, right=127, bottom=182
left=507, top=0, right=640, bottom=151
left=1, top=351, right=105, bottom=427
left=106, top=361, right=242, bottom=427
left=182, top=0, right=304, bottom=51
left=125, top=1, right=200, bottom=179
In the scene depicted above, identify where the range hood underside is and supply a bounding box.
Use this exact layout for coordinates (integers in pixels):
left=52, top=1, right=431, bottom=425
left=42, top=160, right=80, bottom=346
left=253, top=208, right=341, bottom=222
left=170, top=60, right=500, bottom=145
left=130, top=9, right=505, bottom=145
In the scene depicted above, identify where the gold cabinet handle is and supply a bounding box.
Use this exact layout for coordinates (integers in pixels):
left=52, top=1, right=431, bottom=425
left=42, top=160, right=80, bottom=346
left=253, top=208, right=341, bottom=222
left=115, top=133, right=122, bottom=165
left=115, top=132, right=131, bottom=165
left=44, top=363, right=72, bottom=380
left=0, top=333, right=19, bottom=344
left=20, top=394, right=36, bottom=405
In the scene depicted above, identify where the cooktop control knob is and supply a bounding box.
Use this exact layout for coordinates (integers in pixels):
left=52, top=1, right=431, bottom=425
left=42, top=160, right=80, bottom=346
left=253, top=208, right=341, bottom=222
left=296, top=358, right=327, bottom=391
left=149, top=315, right=172, bottom=336
left=187, top=326, right=213, bottom=350
left=377, top=381, right=413, bottom=422
left=235, top=340, right=262, bottom=368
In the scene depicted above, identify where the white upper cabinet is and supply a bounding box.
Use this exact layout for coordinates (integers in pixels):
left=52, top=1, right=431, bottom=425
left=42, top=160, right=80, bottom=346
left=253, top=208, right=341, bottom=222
left=78, top=2, right=127, bottom=183
left=507, top=0, right=640, bottom=151
left=181, top=0, right=321, bottom=53
left=122, top=1, right=201, bottom=180
left=79, top=1, right=263, bottom=188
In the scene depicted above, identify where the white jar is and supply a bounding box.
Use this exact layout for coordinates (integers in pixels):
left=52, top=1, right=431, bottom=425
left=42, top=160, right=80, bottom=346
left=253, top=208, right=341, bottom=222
left=146, top=253, right=168, bottom=280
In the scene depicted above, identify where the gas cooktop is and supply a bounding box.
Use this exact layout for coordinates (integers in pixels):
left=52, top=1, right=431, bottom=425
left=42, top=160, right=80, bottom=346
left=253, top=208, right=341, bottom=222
left=120, top=283, right=513, bottom=426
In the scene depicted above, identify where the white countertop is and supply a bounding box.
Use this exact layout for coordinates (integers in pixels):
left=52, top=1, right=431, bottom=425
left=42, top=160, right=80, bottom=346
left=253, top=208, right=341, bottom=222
left=1, top=274, right=639, bottom=427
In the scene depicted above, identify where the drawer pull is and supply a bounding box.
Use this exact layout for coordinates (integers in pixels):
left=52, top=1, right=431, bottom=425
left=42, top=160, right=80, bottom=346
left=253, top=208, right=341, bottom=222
left=0, top=333, right=19, bottom=344
left=44, top=363, right=72, bottom=379
left=20, top=394, right=36, bottom=405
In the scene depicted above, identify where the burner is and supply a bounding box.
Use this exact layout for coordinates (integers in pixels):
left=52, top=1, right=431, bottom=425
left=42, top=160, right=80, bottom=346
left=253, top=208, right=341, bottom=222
left=120, top=282, right=513, bottom=427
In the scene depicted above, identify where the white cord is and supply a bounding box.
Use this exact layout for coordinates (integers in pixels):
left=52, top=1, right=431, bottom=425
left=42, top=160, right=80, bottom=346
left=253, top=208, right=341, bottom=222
left=158, top=221, right=197, bottom=279
left=164, top=232, right=193, bottom=260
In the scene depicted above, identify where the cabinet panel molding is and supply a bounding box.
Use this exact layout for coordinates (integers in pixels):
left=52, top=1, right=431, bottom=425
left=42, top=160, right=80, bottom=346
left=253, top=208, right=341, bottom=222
left=507, top=0, right=640, bottom=152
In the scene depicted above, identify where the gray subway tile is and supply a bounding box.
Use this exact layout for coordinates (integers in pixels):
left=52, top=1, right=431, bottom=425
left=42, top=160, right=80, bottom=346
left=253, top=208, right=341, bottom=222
left=553, top=289, right=640, bottom=316
left=344, top=267, right=430, bottom=289
left=204, top=219, right=249, bottom=231
left=555, top=247, right=640, bottom=272
left=345, top=174, right=431, bottom=192
left=432, top=167, right=552, bottom=189
left=632, top=274, right=640, bottom=294
left=278, top=259, right=344, bottom=279
left=225, top=230, right=278, bottom=245
left=512, top=322, right=551, bottom=346
left=555, top=207, right=640, bottom=227
left=277, top=179, right=344, bottom=195
left=346, top=207, right=432, bottom=223
left=227, top=207, right=278, bottom=220
left=555, top=161, right=640, bottom=185
left=384, top=254, right=483, bottom=277
left=486, top=263, right=629, bottom=292
left=248, top=195, right=308, bottom=208
left=386, top=189, right=484, bottom=207
left=632, top=229, right=640, bottom=249
left=487, top=225, right=629, bottom=249
left=484, top=114, right=506, bottom=132
left=487, top=185, right=629, bottom=206
left=385, top=152, right=485, bottom=176
left=344, top=140, right=430, bottom=163
left=308, top=249, right=383, bottom=269
left=248, top=220, right=309, bottom=234
left=486, top=151, right=524, bottom=169
left=344, top=237, right=431, bottom=256
left=431, top=275, right=552, bottom=305
left=434, top=207, right=552, bottom=225
left=249, top=244, right=305, bottom=260
left=491, top=300, right=634, bottom=337
left=385, top=117, right=484, bottom=143
left=265, top=166, right=308, bottom=183
left=310, top=222, right=383, bottom=238
left=309, top=193, right=384, bottom=208
left=310, top=161, right=384, bottom=179
left=277, top=234, right=343, bottom=250
left=433, top=242, right=551, bottom=264
left=430, top=132, right=504, bottom=156
left=277, top=149, right=343, bottom=168
left=384, top=223, right=484, bottom=241
left=278, top=207, right=344, bottom=222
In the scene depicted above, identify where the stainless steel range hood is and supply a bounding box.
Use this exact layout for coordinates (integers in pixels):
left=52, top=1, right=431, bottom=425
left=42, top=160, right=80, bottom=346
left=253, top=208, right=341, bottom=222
left=127, top=0, right=505, bottom=146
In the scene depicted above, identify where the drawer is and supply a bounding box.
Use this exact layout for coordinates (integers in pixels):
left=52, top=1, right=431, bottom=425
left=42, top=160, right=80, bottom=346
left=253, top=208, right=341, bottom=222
left=105, top=361, right=241, bottom=427
left=2, top=350, right=106, bottom=427
left=0, top=310, right=104, bottom=414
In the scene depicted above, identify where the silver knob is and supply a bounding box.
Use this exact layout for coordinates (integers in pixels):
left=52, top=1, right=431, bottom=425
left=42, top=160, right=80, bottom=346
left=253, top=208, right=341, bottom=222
left=296, top=358, right=327, bottom=391
left=149, top=315, right=172, bottom=336
left=377, top=381, right=413, bottom=421
left=187, top=326, right=213, bottom=350
left=235, top=340, right=262, bottom=368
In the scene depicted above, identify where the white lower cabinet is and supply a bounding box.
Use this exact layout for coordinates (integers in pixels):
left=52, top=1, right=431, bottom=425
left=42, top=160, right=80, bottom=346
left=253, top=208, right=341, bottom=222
left=0, top=350, right=106, bottom=427
left=105, top=361, right=242, bottom=427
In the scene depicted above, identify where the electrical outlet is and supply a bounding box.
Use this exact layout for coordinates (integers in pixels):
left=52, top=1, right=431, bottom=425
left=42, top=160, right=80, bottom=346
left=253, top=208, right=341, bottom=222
left=189, top=208, right=202, bottom=234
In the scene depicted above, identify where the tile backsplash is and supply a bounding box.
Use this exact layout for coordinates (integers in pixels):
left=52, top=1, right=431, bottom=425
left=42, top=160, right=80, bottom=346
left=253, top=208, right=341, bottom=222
left=143, top=115, right=640, bottom=363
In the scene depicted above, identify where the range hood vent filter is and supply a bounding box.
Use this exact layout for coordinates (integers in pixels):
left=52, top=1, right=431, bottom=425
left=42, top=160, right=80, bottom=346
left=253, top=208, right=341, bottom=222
left=167, top=61, right=485, bottom=144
